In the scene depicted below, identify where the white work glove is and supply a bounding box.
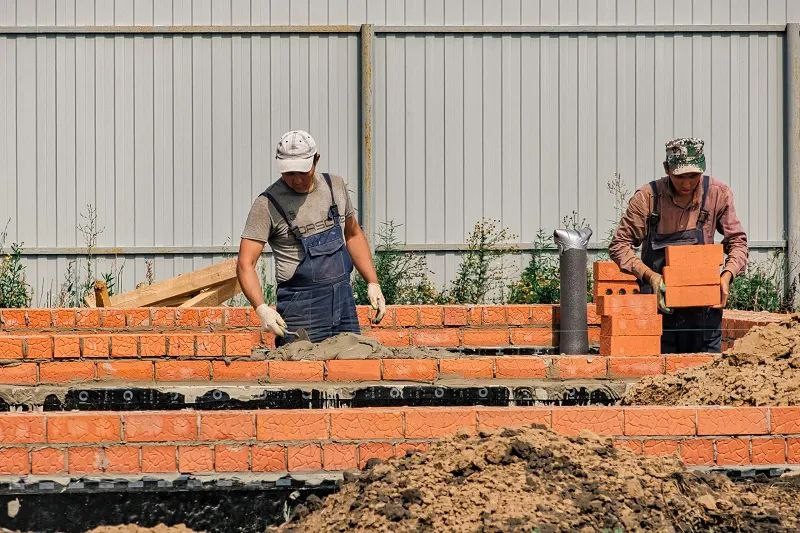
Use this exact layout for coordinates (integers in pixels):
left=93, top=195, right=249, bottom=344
left=255, top=303, right=287, bottom=337
left=367, top=283, right=386, bottom=324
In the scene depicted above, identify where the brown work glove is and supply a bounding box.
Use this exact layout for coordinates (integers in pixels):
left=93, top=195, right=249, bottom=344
left=645, top=271, right=672, bottom=314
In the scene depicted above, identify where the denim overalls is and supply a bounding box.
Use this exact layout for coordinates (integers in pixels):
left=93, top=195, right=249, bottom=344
left=639, top=175, right=722, bottom=353
left=263, top=173, right=361, bottom=345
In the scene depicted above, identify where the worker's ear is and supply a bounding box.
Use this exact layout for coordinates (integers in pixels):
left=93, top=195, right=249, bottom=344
left=313, top=153, right=321, bottom=164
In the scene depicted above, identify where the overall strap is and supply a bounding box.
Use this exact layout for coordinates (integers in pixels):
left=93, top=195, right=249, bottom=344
left=695, top=175, right=711, bottom=244
left=646, top=180, right=661, bottom=244
left=322, top=173, right=341, bottom=218
left=261, top=190, right=303, bottom=240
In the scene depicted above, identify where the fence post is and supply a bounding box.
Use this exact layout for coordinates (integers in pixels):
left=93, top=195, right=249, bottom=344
left=787, top=23, right=800, bottom=305
left=360, top=24, right=375, bottom=246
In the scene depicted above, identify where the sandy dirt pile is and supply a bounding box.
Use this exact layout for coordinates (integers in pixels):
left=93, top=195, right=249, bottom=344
left=279, top=426, right=800, bottom=532
left=87, top=525, right=196, bottom=533
left=624, top=315, right=800, bottom=406
left=266, top=333, right=454, bottom=361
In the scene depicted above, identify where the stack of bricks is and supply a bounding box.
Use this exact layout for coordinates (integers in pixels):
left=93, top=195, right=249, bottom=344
left=595, top=261, right=661, bottom=356
left=663, top=244, right=724, bottom=308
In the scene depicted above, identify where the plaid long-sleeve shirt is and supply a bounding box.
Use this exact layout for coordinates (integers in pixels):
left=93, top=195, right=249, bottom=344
left=609, top=176, right=749, bottom=280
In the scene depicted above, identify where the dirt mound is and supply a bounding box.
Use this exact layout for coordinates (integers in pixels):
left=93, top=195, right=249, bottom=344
left=278, top=426, right=799, bottom=532
left=266, top=333, right=454, bottom=361
left=624, top=315, right=800, bottom=406
left=87, top=525, right=196, bottom=533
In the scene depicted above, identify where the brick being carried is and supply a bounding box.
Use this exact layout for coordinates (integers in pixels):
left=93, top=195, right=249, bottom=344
left=662, top=265, right=721, bottom=287
left=664, top=243, right=723, bottom=267
left=665, top=286, right=721, bottom=308
left=664, top=244, right=723, bottom=308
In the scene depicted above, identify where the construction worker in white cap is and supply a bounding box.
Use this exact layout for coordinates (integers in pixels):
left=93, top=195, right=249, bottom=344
left=237, top=130, right=386, bottom=344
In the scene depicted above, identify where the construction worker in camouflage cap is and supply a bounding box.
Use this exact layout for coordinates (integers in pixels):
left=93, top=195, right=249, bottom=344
left=609, top=136, right=749, bottom=354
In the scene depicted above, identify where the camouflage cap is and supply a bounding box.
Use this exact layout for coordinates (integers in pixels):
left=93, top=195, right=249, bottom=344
left=664, top=137, right=706, bottom=175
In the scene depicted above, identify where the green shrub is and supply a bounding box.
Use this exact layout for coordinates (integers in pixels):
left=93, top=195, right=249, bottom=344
left=353, top=221, right=439, bottom=305
left=0, top=226, right=31, bottom=307
left=727, top=252, right=797, bottom=312
left=507, top=230, right=560, bottom=304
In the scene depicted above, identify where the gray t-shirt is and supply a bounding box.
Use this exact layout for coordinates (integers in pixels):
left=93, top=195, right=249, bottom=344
left=241, top=173, right=355, bottom=283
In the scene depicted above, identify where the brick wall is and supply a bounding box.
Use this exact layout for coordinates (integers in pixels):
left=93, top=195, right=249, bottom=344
left=0, top=406, right=796, bottom=475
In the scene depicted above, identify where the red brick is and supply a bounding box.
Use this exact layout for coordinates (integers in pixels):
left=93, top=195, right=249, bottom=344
left=358, top=442, right=395, bottom=468
left=0, top=337, right=23, bottom=359
left=268, top=361, right=324, bottom=382
left=125, top=309, right=151, bottom=328
left=481, top=306, right=507, bottom=325
left=81, top=334, right=110, bottom=357
left=505, top=305, right=532, bottom=326
left=393, top=306, right=419, bottom=327
left=601, top=315, right=662, bottom=337
left=195, top=333, right=223, bottom=356
left=110, top=334, right=139, bottom=357
left=323, top=443, right=358, bottom=470
left=197, top=307, right=224, bottom=327
left=443, top=306, right=469, bottom=326
left=665, top=285, right=720, bottom=308
left=139, top=334, right=167, bottom=356
left=462, top=329, right=509, bottom=347
left=75, top=309, right=101, bottom=328
left=770, top=407, right=800, bottom=434
left=696, top=407, right=768, bottom=436
left=257, top=411, right=329, bottom=441
left=39, top=361, right=95, bottom=384
left=593, top=281, right=641, bottom=298
left=665, top=243, right=724, bottom=267
left=404, top=407, right=476, bottom=438
left=31, top=448, right=66, bottom=474
left=287, top=444, right=322, bottom=471
left=123, top=413, right=197, bottom=442
left=418, top=305, right=443, bottom=326
left=439, top=358, right=493, bottom=379
left=493, top=357, right=548, bottom=378
left=410, top=329, right=460, bottom=347
left=212, top=361, right=268, bottom=381
left=330, top=410, right=403, bottom=439
left=167, top=333, right=195, bottom=356
left=25, top=335, right=52, bottom=359
left=152, top=308, right=176, bottom=327
left=509, top=328, right=555, bottom=347
left=356, top=306, right=371, bottom=327
left=586, top=304, right=600, bottom=325
left=665, top=354, right=715, bottom=373
left=326, top=360, right=381, bottom=381
left=141, top=446, right=177, bottom=473
left=0, top=448, right=28, bottom=474
left=0, top=414, right=46, bottom=443
left=751, top=438, right=786, bottom=464
left=551, top=407, right=624, bottom=436
left=97, top=360, right=154, bottom=382
left=382, top=359, right=438, bottom=382
left=662, top=265, right=721, bottom=287
left=155, top=361, right=210, bottom=381
left=715, top=438, right=750, bottom=465
left=599, top=335, right=661, bottom=357
left=680, top=439, right=715, bottom=466
left=179, top=446, right=213, bottom=473
left=215, top=445, right=250, bottom=472
left=68, top=447, right=104, bottom=474
left=251, top=445, right=286, bottom=472
left=595, top=294, right=658, bottom=317
left=248, top=309, right=262, bottom=327
left=788, top=439, right=800, bottom=463
left=642, top=439, right=680, bottom=457
left=53, top=335, right=81, bottom=358
left=588, top=327, right=600, bottom=345
left=223, top=332, right=260, bottom=356
left=200, top=412, right=255, bottom=440
left=614, top=439, right=643, bottom=455
left=25, top=310, right=52, bottom=329
left=100, top=309, right=126, bottom=328
left=530, top=305, right=556, bottom=326
left=608, top=356, right=664, bottom=378
left=47, top=413, right=121, bottom=443
left=624, top=407, right=696, bottom=436
left=476, top=407, right=551, bottom=431
left=51, top=309, right=76, bottom=328
left=552, top=356, right=607, bottom=379
left=224, top=308, right=249, bottom=328
left=593, top=261, right=637, bottom=282
left=104, top=446, right=140, bottom=473
left=364, top=329, right=410, bottom=347
left=468, top=307, right=482, bottom=325
left=0, top=363, right=37, bottom=385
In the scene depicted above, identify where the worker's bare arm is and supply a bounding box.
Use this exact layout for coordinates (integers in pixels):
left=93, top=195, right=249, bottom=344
left=236, top=238, right=267, bottom=308
left=344, top=215, right=379, bottom=285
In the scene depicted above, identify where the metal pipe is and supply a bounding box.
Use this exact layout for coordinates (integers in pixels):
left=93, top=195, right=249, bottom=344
left=787, top=23, right=800, bottom=307
left=553, top=227, right=592, bottom=355
left=360, top=24, right=375, bottom=244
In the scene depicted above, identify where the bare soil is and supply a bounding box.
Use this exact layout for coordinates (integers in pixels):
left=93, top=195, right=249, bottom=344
left=266, top=333, right=454, bottom=361
left=279, top=426, right=800, bottom=532
left=624, top=315, right=800, bottom=406
left=86, top=525, right=196, bottom=533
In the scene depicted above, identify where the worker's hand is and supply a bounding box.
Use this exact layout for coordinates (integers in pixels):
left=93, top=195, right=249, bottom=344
left=646, top=272, right=672, bottom=315
left=255, top=303, right=287, bottom=337
left=367, top=283, right=386, bottom=324
left=716, top=270, right=733, bottom=309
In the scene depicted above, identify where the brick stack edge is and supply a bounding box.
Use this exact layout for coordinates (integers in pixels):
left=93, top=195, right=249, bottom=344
left=593, top=261, right=640, bottom=298
left=663, top=244, right=724, bottom=308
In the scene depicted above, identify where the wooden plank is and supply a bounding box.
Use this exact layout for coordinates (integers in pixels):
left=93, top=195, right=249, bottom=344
left=178, top=279, right=241, bottom=308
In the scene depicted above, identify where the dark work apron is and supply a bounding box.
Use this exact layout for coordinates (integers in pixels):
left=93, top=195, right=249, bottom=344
left=639, top=176, right=722, bottom=353
left=263, top=173, right=360, bottom=345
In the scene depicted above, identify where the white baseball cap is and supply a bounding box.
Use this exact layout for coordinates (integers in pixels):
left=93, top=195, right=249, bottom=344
left=275, top=130, right=318, bottom=173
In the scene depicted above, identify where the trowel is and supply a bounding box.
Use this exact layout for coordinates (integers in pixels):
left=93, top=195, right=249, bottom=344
left=284, top=328, right=310, bottom=342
